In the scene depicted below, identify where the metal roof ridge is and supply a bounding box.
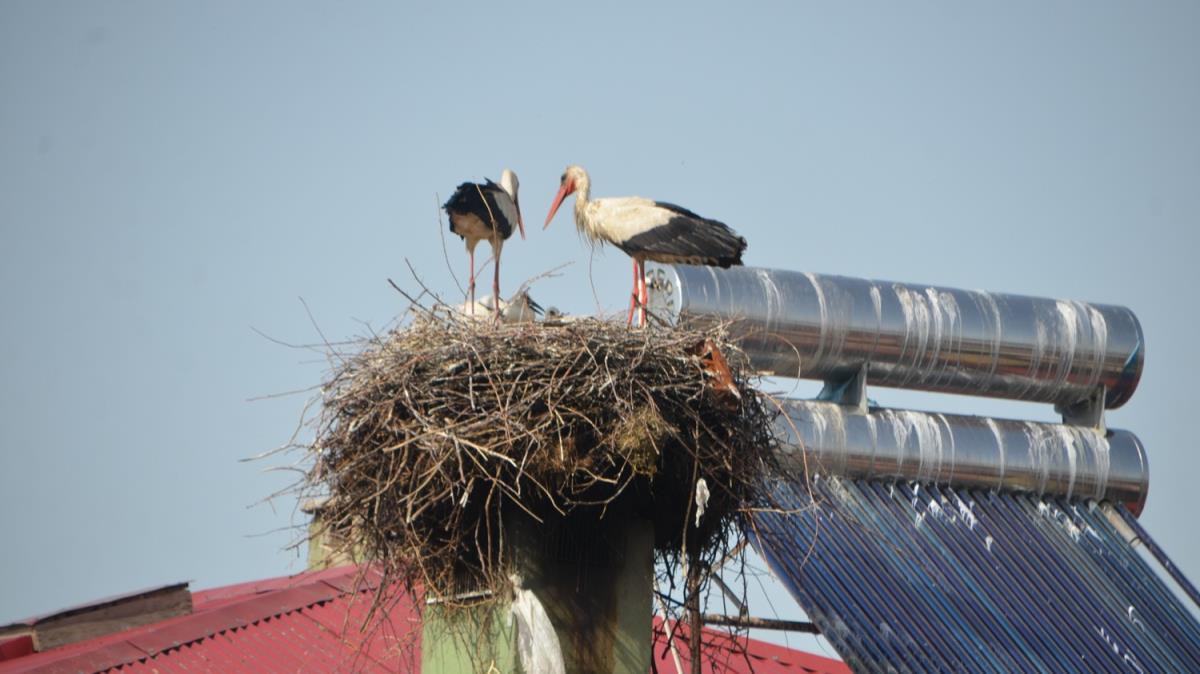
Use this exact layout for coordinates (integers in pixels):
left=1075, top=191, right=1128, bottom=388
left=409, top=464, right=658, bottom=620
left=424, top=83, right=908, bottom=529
left=188, top=563, right=374, bottom=609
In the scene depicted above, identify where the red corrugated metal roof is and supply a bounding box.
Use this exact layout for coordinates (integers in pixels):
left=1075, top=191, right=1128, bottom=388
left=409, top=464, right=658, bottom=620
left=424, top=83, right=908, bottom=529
left=0, top=566, right=415, bottom=674
left=0, top=638, right=33, bottom=663
left=0, top=565, right=846, bottom=673
left=652, top=619, right=851, bottom=674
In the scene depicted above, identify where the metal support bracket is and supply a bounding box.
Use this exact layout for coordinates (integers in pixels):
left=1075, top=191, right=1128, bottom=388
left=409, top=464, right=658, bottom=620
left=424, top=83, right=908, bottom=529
left=1056, top=386, right=1107, bottom=432
left=701, top=614, right=820, bottom=633
left=701, top=561, right=747, bottom=617
left=816, top=363, right=869, bottom=414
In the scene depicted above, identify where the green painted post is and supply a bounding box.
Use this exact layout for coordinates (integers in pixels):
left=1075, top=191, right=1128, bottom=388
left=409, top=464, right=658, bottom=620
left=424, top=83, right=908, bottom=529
left=422, top=603, right=518, bottom=673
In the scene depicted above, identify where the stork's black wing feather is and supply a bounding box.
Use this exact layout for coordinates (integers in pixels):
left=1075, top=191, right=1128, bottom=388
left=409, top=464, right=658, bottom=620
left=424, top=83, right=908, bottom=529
left=443, top=180, right=515, bottom=240
left=619, top=205, right=748, bottom=267
left=443, top=182, right=483, bottom=217
left=652, top=201, right=707, bottom=221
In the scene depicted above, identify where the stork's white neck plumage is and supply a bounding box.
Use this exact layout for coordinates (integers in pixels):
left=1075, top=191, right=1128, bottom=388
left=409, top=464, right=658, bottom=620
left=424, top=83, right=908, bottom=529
left=569, top=169, right=591, bottom=216
left=561, top=165, right=599, bottom=244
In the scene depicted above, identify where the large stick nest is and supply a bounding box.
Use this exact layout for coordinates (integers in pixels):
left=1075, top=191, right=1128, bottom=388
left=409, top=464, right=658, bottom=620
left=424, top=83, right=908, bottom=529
left=304, top=314, right=777, bottom=605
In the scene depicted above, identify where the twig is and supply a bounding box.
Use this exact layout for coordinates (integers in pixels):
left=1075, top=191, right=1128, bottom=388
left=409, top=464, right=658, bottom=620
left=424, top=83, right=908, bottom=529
left=654, top=579, right=685, bottom=674
left=436, top=191, right=466, bottom=298
left=299, top=296, right=346, bottom=367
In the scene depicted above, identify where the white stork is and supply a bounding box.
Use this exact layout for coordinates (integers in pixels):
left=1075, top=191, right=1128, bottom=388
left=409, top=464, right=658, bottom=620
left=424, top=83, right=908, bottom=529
left=443, top=169, right=524, bottom=315
left=542, top=165, right=747, bottom=326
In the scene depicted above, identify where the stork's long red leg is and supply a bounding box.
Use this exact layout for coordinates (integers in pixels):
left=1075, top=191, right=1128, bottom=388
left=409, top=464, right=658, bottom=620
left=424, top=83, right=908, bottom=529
left=492, top=242, right=502, bottom=318
left=468, top=248, right=476, bottom=315
left=638, top=259, right=648, bottom=327
left=627, top=258, right=639, bottom=326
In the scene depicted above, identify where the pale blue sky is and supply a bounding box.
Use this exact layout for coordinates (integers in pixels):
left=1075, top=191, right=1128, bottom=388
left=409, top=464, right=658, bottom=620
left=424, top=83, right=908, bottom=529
left=2, top=1, right=1198, bottom=656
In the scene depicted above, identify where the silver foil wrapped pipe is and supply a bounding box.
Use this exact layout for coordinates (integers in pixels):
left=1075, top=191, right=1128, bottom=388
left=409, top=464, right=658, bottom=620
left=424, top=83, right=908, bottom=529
left=773, top=399, right=1149, bottom=514
left=645, top=264, right=1144, bottom=410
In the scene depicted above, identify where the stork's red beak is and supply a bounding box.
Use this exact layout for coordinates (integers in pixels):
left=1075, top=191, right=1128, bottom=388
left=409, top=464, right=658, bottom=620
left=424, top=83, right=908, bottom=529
left=515, top=197, right=525, bottom=239
left=544, top=180, right=574, bottom=229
